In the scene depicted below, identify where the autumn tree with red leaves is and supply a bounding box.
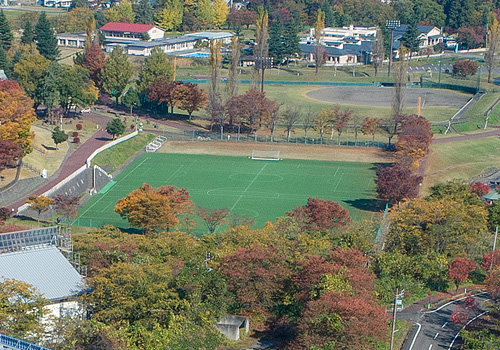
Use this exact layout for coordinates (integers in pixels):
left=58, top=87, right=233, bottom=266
left=115, top=183, right=192, bottom=234
left=470, top=182, right=490, bottom=197
left=225, top=89, right=277, bottom=132
left=197, top=206, right=231, bottom=233
left=287, top=197, right=351, bottom=232
left=0, top=140, right=21, bottom=176
left=147, top=78, right=182, bottom=115
left=331, top=105, right=353, bottom=145
left=218, top=244, right=291, bottom=325
left=361, top=117, right=381, bottom=141
left=376, top=164, right=422, bottom=203
left=171, top=82, right=208, bottom=121
left=448, top=257, right=476, bottom=293
left=81, top=42, right=106, bottom=90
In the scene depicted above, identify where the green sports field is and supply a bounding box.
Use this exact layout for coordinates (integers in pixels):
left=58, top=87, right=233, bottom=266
left=75, top=153, right=380, bottom=231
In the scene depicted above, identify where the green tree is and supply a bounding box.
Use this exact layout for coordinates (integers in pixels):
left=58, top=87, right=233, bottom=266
left=0, top=279, right=49, bottom=342
left=106, top=118, right=126, bottom=139
left=155, top=0, right=183, bottom=31
left=401, top=20, right=421, bottom=58
left=197, top=0, right=214, bottom=29
left=0, top=9, right=13, bottom=52
left=52, top=127, right=68, bottom=149
left=13, top=54, right=51, bottom=104
left=27, top=195, right=54, bottom=225
left=283, top=20, right=300, bottom=64
left=413, top=0, right=445, bottom=29
left=137, top=46, right=173, bottom=94
left=269, top=18, right=284, bottom=64
left=212, top=0, right=228, bottom=28
left=101, top=46, right=133, bottom=104
left=133, top=0, right=154, bottom=24
left=122, top=87, right=140, bottom=108
left=105, top=0, right=135, bottom=23
left=485, top=12, right=500, bottom=83
left=37, top=62, right=64, bottom=119
left=58, top=65, right=98, bottom=116
left=20, top=21, right=34, bottom=45
left=35, top=12, right=60, bottom=60
left=445, top=0, right=476, bottom=29
left=0, top=47, right=7, bottom=72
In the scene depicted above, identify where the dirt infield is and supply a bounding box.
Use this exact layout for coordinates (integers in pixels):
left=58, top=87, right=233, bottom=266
left=159, top=141, right=394, bottom=163
left=307, top=86, right=471, bottom=108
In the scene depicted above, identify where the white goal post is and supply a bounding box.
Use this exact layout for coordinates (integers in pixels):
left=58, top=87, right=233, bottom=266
left=251, top=150, right=281, bottom=161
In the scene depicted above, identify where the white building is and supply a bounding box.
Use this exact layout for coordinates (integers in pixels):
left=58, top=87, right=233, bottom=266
left=100, top=22, right=165, bottom=41
left=56, top=31, right=87, bottom=48
left=307, top=25, right=378, bottom=44
left=184, top=31, right=234, bottom=45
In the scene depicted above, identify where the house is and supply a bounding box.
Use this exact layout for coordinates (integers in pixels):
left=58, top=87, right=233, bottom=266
left=0, top=227, right=86, bottom=323
left=56, top=31, right=87, bottom=48
left=299, top=43, right=359, bottom=66
left=393, top=25, right=443, bottom=52
left=184, top=31, right=234, bottom=45
left=100, top=22, right=165, bottom=41
left=104, top=36, right=198, bottom=56
left=43, top=0, right=71, bottom=7
left=307, top=25, right=378, bottom=44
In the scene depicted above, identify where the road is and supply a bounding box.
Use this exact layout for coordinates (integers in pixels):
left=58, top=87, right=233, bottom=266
left=401, top=293, right=490, bottom=350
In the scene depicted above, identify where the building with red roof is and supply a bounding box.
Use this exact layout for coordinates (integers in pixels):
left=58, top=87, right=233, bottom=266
left=100, top=22, right=165, bottom=41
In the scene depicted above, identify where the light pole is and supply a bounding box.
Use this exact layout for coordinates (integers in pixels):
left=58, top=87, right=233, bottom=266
left=255, top=57, right=273, bottom=93
left=386, top=20, right=400, bottom=77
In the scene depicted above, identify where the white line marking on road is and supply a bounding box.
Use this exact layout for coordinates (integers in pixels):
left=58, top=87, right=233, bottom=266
left=428, top=345, right=433, bottom=350
left=408, top=323, right=422, bottom=350
left=426, top=292, right=488, bottom=313
left=447, top=311, right=489, bottom=350
left=442, top=322, right=448, bottom=328
left=230, top=163, right=268, bottom=211
left=434, top=332, right=439, bottom=339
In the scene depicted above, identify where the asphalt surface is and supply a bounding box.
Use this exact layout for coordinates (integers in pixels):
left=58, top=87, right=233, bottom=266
left=400, top=293, right=490, bottom=350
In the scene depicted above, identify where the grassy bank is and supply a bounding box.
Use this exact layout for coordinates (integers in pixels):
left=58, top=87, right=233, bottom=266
left=91, top=132, right=155, bottom=172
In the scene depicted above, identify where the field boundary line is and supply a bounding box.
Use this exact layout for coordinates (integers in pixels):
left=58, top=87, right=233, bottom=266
left=231, top=163, right=268, bottom=211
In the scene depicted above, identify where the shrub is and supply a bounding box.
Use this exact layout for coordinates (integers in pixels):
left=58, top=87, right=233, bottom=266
left=0, top=207, right=11, bottom=221
left=452, top=60, right=478, bottom=77
left=73, top=137, right=80, bottom=144
left=72, top=131, right=78, bottom=137
left=130, top=124, right=135, bottom=130
left=76, top=124, right=83, bottom=130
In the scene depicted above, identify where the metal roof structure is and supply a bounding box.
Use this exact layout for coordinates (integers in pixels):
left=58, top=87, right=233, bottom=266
left=184, top=31, right=234, bottom=40
left=0, top=246, right=84, bottom=302
left=99, top=22, right=156, bottom=33
left=0, top=334, right=51, bottom=350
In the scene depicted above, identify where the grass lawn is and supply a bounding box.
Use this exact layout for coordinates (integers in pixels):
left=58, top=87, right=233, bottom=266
left=91, top=132, right=156, bottom=172
left=423, top=136, right=500, bottom=192
left=76, top=153, right=381, bottom=231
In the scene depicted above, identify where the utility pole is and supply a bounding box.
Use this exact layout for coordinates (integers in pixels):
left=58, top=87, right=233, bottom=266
left=386, top=20, right=400, bottom=77
left=491, top=226, right=498, bottom=271
left=390, top=288, right=404, bottom=350
left=438, top=60, right=442, bottom=83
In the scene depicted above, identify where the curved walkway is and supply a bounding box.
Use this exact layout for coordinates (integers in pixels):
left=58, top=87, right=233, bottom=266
left=6, top=113, right=113, bottom=212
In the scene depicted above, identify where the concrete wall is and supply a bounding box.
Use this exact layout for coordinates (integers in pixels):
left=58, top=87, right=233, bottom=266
left=215, top=315, right=249, bottom=341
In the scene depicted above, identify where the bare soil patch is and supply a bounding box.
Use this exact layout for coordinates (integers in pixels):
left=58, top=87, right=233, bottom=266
left=159, top=141, right=394, bottom=163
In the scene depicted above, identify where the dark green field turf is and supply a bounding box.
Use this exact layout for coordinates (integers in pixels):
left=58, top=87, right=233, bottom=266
left=75, top=153, right=379, bottom=231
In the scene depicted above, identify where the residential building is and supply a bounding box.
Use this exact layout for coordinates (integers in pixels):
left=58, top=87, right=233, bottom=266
left=393, top=25, right=443, bottom=53
left=307, top=25, right=378, bottom=44
left=42, top=0, right=71, bottom=7
left=103, top=36, right=198, bottom=56
left=100, top=22, right=166, bottom=41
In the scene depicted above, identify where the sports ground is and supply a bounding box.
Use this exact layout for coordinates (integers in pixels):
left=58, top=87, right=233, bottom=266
left=74, top=153, right=380, bottom=231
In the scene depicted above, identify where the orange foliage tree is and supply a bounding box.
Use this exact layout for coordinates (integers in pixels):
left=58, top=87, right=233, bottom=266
left=171, top=82, right=208, bottom=121
left=0, top=80, right=37, bottom=155
left=115, top=183, right=192, bottom=234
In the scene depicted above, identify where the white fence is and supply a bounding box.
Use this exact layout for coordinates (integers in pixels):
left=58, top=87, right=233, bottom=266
left=18, top=131, right=139, bottom=215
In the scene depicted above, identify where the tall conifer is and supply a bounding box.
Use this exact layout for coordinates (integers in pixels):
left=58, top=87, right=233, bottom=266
left=35, top=12, right=60, bottom=60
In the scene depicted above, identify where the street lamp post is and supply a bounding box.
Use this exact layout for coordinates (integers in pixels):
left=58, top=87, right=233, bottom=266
left=386, top=20, right=400, bottom=77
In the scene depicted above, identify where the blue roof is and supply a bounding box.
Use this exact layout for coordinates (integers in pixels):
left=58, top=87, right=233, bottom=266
left=0, top=247, right=84, bottom=302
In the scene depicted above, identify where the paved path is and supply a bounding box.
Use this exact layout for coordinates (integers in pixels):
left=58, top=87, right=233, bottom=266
left=7, top=113, right=112, bottom=212
left=432, top=128, right=500, bottom=144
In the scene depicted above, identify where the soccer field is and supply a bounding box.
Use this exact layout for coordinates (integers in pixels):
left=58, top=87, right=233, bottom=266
left=75, top=153, right=380, bottom=231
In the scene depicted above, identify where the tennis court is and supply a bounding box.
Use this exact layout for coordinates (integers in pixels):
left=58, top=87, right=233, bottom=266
left=75, top=153, right=379, bottom=231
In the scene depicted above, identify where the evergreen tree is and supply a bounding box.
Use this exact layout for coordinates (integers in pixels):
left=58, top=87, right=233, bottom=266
left=0, top=47, right=7, bottom=71
left=133, top=0, right=154, bottom=24
left=69, top=0, right=89, bottom=9
left=94, top=9, right=108, bottom=28
left=283, top=20, right=300, bottom=64
left=321, top=0, right=337, bottom=27
left=0, top=9, right=13, bottom=52
left=35, top=12, right=60, bottom=61
left=20, top=21, right=34, bottom=45
left=268, top=18, right=284, bottom=64
left=401, top=20, right=420, bottom=58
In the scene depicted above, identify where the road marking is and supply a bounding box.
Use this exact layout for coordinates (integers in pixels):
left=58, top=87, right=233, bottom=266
left=426, top=292, right=488, bottom=313
left=434, top=333, right=439, bottom=339
left=442, top=322, right=448, bottom=328
left=230, top=163, right=268, bottom=211
left=447, top=311, right=489, bottom=350
left=428, top=345, right=433, bottom=350
left=408, top=323, right=422, bottom=350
